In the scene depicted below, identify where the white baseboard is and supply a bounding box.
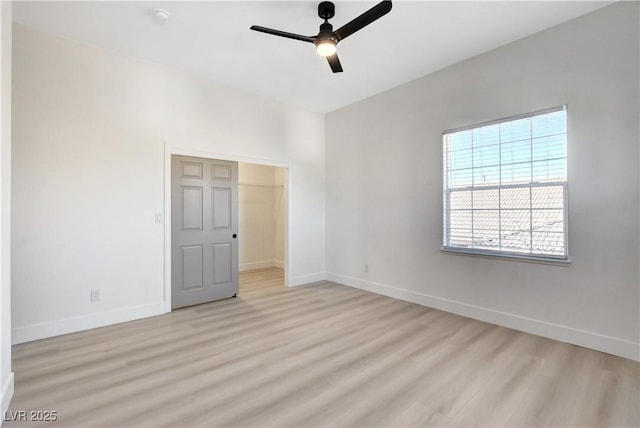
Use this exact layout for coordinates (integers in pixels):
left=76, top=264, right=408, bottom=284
left=239, top=260, right=285, bottom=272
left=290, top=271, right=326, bottom=287
left=326, top=272, right=640, bottom=362
left=1, top=372, right=14, bottom=425
left=12, top=302, right=165, bottom=345
left=240, top=260, right=278, bottom=272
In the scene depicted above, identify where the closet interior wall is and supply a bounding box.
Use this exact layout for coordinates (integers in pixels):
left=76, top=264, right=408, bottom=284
left=238, top=163, right=286, bottom=272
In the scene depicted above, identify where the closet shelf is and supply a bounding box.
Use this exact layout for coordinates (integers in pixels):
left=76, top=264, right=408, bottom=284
left=239, top=182, right=285, bottom=189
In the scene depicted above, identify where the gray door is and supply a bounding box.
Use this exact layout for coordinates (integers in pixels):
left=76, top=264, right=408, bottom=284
left=171, top=155, right=239, bottom=308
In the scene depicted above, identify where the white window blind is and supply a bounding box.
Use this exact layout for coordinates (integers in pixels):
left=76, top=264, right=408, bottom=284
left=443, top=106, right=568, bottom=260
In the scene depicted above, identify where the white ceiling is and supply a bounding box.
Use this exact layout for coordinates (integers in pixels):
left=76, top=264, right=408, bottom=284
left=13, top=1, right=612, bottom=113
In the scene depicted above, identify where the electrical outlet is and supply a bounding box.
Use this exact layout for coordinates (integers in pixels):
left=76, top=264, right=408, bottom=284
left=364, top=264, right=369, bottom=273
left=91, top=289, right=101, bottom=302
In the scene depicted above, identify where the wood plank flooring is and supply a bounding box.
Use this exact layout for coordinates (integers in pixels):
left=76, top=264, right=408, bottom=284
left=5, top=268, right=639, bottom=427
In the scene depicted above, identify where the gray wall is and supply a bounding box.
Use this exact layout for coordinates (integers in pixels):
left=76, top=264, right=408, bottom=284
left=326, top=2, right=639, bottom=360
left=0, top=0, right=13, bottom=418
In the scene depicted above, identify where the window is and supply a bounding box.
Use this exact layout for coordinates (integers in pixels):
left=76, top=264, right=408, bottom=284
left=442, top=106, right=568, bottom=260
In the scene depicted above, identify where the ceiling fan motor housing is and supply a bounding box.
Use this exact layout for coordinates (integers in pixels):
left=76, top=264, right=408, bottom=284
left=314, top=20, right=338, bottom=55
left=317, top=22, right=337, bottom=44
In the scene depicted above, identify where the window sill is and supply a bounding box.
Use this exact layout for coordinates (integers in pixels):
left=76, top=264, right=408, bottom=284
left=441, top=247, right=572, bottom=266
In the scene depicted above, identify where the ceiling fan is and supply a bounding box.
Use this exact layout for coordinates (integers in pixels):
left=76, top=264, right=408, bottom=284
left=250, top=1, right=393, bottom=73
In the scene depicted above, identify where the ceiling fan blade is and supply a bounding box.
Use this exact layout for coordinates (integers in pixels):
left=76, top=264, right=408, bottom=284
left=334, top=1, right=392, bottom=41
left=326, top=53, right=343, bottom=73
left=250, top=26, right=316, bottom=43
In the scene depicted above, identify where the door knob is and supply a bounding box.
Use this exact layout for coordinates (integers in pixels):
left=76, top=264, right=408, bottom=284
left=232, top=234, right=237, bottom=239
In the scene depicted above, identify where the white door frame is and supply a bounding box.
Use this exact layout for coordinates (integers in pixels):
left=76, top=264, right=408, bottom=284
left=164, top=143, right=291, bottom=312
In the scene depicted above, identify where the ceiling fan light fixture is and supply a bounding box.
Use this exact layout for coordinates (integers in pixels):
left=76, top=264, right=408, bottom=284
left=315, top=39, right=337, bottom=57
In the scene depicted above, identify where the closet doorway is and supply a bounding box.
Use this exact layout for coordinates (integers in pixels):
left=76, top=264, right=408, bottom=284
left=238, top=163, right=287, bottom=279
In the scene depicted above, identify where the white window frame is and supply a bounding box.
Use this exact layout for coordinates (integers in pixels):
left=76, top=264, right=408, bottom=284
left=442, top=106, right=569, bottom=262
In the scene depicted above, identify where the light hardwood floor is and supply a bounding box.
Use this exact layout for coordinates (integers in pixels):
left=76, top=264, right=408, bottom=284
left=6, top=268, right=639, bottom=427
